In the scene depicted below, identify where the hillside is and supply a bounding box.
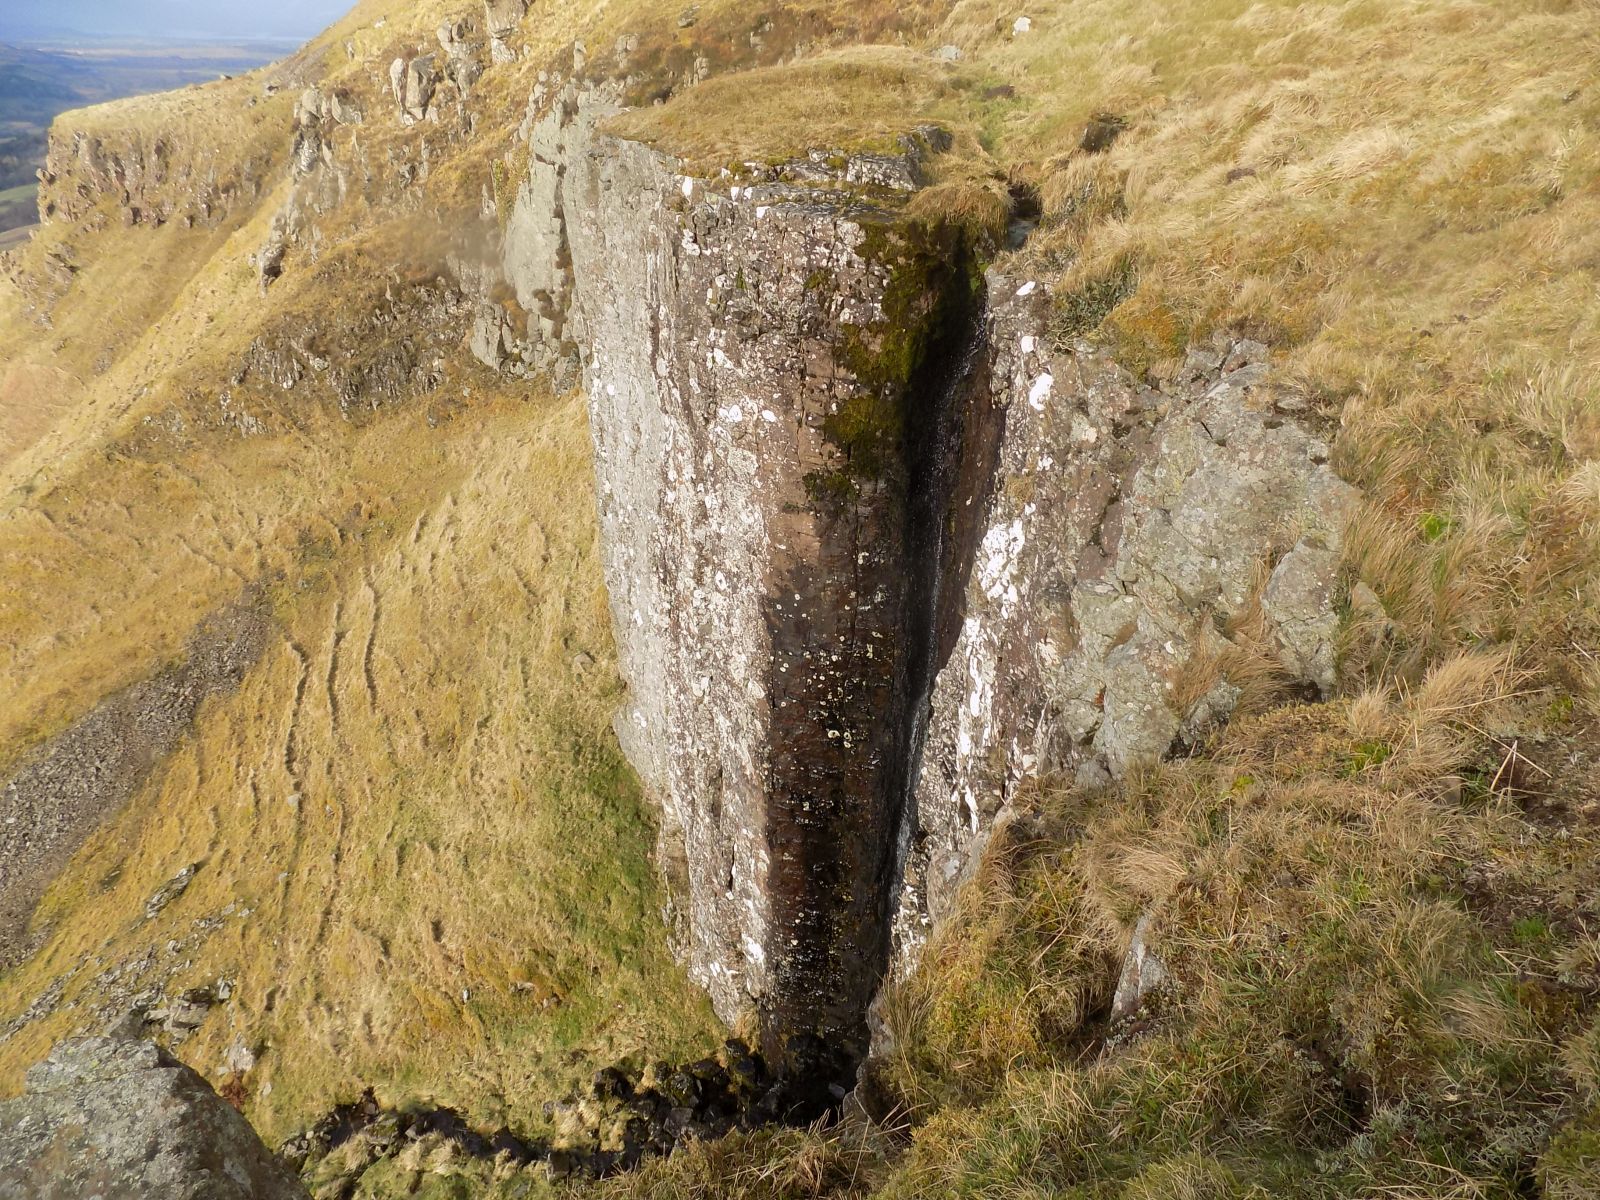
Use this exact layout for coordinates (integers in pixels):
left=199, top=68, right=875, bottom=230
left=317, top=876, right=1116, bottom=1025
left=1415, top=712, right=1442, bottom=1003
left=0, top=38, right=295, bottom=230
left=1, top=1, right=1598, bottom=1198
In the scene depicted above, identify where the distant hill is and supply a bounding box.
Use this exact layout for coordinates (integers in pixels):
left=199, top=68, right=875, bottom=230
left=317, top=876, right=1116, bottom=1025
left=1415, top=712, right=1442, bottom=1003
left=0, top=38, right=290, bottom=229
left=0, top=0, right=339, bottom=43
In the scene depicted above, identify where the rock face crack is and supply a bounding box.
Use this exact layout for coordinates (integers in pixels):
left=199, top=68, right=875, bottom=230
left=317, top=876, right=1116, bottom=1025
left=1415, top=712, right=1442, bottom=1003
left=507, top=87, right=997, bottom=1065
left=499, top=85, right=1358, bottom=1071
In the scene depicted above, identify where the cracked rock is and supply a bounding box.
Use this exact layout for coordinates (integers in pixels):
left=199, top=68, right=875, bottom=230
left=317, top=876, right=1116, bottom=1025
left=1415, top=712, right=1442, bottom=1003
left=1111, top=914, right=1170, bottom=1021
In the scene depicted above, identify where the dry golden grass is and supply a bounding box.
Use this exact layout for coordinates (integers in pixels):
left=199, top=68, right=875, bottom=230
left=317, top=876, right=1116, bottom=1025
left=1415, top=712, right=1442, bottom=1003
left=0, top=392, right=719, bottom=1142
left=4, top=2, right=1600, bottom=1195
left=606, top=46, right=970, bottom=173
left=0, top=364, right=79, bottom=472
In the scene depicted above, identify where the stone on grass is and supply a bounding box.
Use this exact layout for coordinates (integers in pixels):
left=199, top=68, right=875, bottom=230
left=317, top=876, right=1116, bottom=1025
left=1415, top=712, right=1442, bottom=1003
left=1111, top=914, right=1169, bottom=1021
left=0, top=1036, right=307, bottom=1199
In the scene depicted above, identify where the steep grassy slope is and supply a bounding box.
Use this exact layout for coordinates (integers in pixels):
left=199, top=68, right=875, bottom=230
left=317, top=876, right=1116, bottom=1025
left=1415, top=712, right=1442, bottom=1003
left=0, top=0, right=723, bottom=1151
left=1, top=0, right=1597, bottom=1195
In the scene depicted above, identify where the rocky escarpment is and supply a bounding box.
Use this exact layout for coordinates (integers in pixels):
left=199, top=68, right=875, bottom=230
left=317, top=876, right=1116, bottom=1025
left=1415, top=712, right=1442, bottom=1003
left=23, top=0, right=1359, bottom=1103
left=39, top=113, right=281, bottom=231
left=502, top=88, right=993, bottom=1063
left=0, top=1036, right=308, bottom=1199
left=480, top=78, right=1360, bottom=1069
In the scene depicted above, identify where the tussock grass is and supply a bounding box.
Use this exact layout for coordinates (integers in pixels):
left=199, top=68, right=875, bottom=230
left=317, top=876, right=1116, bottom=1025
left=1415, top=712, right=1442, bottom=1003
left=607, top=688, right=1600, bottom=1197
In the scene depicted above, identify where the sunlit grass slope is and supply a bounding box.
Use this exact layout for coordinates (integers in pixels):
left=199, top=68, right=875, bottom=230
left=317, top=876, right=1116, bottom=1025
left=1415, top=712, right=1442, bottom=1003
left=0, top=387, right=719, bottom=1142
left=2, top=0, right=1597, bottom=1192
left=0, top=0, right=722, bottom=1145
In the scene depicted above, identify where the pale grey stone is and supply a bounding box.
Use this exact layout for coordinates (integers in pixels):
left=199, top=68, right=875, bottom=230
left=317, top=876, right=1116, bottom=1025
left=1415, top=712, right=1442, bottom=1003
left=891, top=281, right=1362, bottom=979
left=485, top=0, right=527, bottom=62
left=0, top=1037, right=307, bottom=1199
left=144, top=863, right=198, bottom=920
left=1263, top=542, right=1344, bottom=695
left=1111, top=915, right=1169, bottom=1021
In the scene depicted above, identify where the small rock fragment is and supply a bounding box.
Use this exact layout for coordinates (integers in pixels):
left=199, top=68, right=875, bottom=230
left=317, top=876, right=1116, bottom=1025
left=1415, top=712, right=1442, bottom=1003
left=145, top=863, right=199, bottom=920
left=1111, top=914, right=1169, bottom=1021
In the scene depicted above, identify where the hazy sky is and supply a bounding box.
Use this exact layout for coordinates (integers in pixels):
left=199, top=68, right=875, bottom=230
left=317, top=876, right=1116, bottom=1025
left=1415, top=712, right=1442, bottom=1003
left=0, top=0, right=350, bottom=41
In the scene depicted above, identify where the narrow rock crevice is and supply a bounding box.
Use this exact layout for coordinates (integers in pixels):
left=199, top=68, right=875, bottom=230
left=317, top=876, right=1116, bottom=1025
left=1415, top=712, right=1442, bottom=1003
left=496, top=83, right=1359, bottom=1095
left=757, top=230, right=996, bottom=1068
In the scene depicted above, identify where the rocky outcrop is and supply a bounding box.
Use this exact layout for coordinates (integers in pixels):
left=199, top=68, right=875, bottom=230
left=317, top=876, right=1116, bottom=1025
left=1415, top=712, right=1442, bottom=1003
left=889, top=289, right=1358, bottom=968
left=390, top=54, right=440, bottom=126
left=503, top=88, right=990, bottom=1062
left=437, top=18, right=487, bottom=95
left=5, top=21, right=1365, bottom=1128
left=0, top=1037, right=308, bottom=1199
left=38, top=120, right=278, bottom=230
left=494, top=82, right=1357, bottom=1063
left=484, top=0, right=529, bottom=64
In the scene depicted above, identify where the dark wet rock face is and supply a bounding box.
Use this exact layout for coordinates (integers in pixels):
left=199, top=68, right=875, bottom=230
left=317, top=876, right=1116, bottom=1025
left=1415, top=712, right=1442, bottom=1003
left=0, top=1037, right=308, bottom=1199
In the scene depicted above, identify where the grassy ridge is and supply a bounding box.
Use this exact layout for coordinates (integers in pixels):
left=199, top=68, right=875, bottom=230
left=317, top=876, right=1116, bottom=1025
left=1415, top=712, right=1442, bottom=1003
left=0, top=391, right=720, bottom=1143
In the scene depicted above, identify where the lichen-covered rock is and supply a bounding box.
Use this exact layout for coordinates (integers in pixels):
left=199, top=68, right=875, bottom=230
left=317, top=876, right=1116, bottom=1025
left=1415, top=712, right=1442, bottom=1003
left=484, top=0, right=528, bottom=64
left=390, top=54, right=438, bottom=125
left=889, top=278, right=1359, bottom=969
left=437, top=18, right=486, bottom=94
left=499, top=79, right=1359, bottom=1057
left=469, top=302, right=514, bottom=369
left=0, top=1037, right=308, bottom=1199
left=1111, top=914, right=1169, bottom=1021
left=507, top=89, right=988, bottom=1061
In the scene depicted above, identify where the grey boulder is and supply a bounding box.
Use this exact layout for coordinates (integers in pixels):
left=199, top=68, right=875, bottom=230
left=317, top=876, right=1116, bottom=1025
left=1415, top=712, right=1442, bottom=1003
left=0, top=1037, right=307, bottom=1200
